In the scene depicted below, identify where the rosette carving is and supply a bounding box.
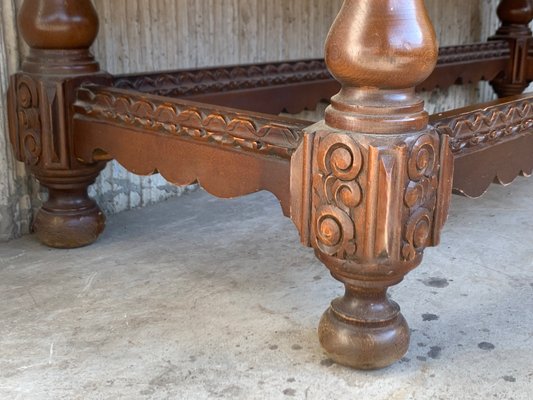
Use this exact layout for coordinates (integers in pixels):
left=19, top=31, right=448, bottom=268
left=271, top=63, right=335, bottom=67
left=312, top=134, right=363, bottom=258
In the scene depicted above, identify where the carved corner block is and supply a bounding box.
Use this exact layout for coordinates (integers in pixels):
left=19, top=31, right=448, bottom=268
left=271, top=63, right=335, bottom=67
left=8, top=74, right=68, bottom=169
left=292, top=125, right=453, bottom=278
left=8, top=73, right=112, bottom=169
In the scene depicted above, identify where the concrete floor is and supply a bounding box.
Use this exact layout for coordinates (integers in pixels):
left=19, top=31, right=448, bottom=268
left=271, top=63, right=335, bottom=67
left=0, top=178, right=532, bottom=400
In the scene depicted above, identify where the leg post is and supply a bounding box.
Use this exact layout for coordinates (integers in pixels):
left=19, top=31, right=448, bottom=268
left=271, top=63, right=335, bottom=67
left=8, top=0, right=109, bottom=248
left=290, top=0, right=453, bottom=369
left=490, top=0, right=533, bottom=97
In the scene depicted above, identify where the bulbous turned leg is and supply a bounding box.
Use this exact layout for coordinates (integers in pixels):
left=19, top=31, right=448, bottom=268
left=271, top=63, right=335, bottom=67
left=490, top=0, right=533, bottom=97
left=6, top=0, right=109, bottom=248
left=319, top=282, right=409, bottom=370
left=288, top=0, right=453, bottom=369
left=32, top=165, right=106, bottom=249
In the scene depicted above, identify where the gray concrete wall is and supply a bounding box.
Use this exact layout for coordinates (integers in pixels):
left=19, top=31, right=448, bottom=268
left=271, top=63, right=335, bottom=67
left=0, top=0, right=503, bottom=241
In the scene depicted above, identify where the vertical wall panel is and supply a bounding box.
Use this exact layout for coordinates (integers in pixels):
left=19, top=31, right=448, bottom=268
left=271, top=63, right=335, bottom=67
left=0, top=0, right=508, bottom=241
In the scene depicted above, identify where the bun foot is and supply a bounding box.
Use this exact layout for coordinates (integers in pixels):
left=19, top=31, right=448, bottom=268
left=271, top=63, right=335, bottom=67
left=318, top=287, right=410, bottom=370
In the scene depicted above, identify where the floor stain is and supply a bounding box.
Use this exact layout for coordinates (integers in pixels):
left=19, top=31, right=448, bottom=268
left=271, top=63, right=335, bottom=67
left=219, top=385, right=242, bottom=397
left=422, top=313, right=439, bottom=321
left=421, top=277, right=449, bottom=288
left=269, top=345, right=278, bottom=350
left=478, top=342, right=495, bottom=351
left=283, top=388, right=296, bottom=397
left=149, top=361, right=180, bottom=388
left=140, top=388, right=155, bottom=396
left=291, top=344, right=303, bottom=350
left=502, top=375, right=516, bottom=382
left=427, top=346, right=442, bottom=359
left=320, top=359, right=334, bottom=367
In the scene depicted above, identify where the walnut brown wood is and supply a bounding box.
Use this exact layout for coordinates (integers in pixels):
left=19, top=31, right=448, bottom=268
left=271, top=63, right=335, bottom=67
left=9, top=0, right=111, bottom=248
left=291, top=0, right=452, bottom=369
left=7, top=0, right=533, bottom=370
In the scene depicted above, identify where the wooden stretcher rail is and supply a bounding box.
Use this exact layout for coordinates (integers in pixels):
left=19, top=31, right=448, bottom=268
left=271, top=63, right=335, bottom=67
left=73, top=85, right=533, bottom=211
left=431, top=93, right=533, bottom=197
left=72, top=85, right=312, bottom=216
left=111, top=42, right=511, bottom=115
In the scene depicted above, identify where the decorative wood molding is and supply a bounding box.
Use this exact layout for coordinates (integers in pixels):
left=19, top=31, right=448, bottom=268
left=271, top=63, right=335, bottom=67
left=113, top=60, right=330, bottom=98
left=432, top=94, right=533, bottom=154
left=112, top=42, right=510, bottom=102
left=431, top=93, right=533, bottom=198
left=75, top=86, right=309, bottom=159
left=436, top=41, right=509, bottom=65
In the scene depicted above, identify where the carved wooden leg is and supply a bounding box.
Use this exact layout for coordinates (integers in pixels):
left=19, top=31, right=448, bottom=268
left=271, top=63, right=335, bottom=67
left=490, top=0, right=533, bottom=97
left=291, top=0, right=453, bottom=369
left=7, top=0, right=110, bottom=248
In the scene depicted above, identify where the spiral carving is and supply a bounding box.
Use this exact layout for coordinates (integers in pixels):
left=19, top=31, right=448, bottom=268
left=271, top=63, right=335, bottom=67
left=408, top=134, right=437, bottom=181
left=315, top=206, right=356, bottom=256
left=313, top=134, right=362, bottom=258
left=402, top=209, right=432, bottom=261
left=402, top=133, right=440, bottom=261
left=16, top=78, right=42, bottom=166
left=318, top=134, right=363, bottom=181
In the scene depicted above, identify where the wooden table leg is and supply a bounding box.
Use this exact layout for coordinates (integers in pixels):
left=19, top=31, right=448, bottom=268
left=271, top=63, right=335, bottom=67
left=8, top=0, right=109, bottom=248
left=490, top=0, right=533, bottom=97
left=290, top=0, right=454, bottom=369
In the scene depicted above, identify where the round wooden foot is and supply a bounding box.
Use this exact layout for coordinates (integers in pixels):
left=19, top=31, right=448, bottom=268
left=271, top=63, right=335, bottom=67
left=318, top=287, right=410, bottom=370
left=33, top=166, right=105, bottom=249
left=33, top=193, right=105, bottom=249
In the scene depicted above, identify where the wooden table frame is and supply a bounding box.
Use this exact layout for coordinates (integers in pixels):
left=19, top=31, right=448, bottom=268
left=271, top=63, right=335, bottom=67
left=7, top=0, right=533, bottom=370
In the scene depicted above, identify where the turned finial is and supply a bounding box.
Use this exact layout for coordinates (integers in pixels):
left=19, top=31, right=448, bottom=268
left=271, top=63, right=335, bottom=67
left=18, top=0, right=100, bottom=74
left=497, top=0, right=533, bottom=26
left=490, top=0, right=533, bottom=97
left=19, top=0, right=99, bottom=49
left=324, top=0, right=438, bottom=134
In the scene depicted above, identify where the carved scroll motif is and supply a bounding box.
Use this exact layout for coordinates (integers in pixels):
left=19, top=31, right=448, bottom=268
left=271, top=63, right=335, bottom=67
left=312, top=134, right=362, bottom=258
left=75, top=86, right=307, bottom=159
left=402, top=134, right=439, bottom=261
left=305, top=129, right=450, bottom=266
left=14, top=76, right=42, bottom=165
